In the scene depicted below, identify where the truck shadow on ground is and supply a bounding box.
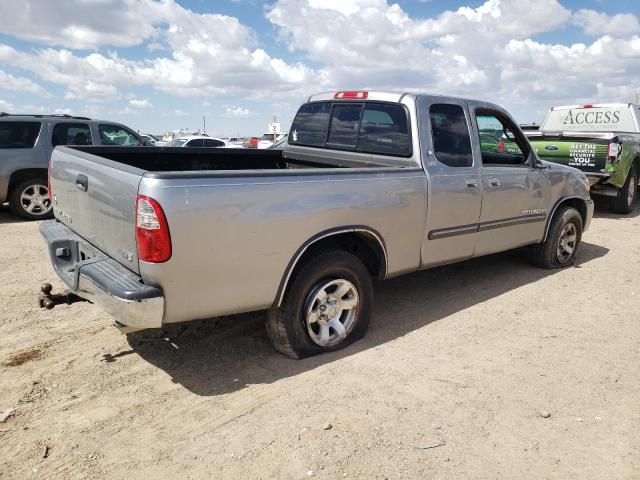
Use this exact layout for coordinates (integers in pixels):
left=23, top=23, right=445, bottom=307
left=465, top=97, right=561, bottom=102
left=591, top=196, right=640, bottom=220
left=127, top=239, right=609, bottom=397
left=0, top=205, right=30, bottom=225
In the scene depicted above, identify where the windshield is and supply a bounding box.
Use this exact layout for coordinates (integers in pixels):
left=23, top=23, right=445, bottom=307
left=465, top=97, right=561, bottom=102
left=542, top=106, right=637, bottom=133
left=166, top=138, right=188, bottom=147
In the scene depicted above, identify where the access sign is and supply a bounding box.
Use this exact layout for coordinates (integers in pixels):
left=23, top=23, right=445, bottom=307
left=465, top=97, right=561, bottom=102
left=542, top=106, right=637, bottom=132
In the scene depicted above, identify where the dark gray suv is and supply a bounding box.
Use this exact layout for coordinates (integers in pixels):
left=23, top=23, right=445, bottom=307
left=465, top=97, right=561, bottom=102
left=0, top=113, right=146, bottom=220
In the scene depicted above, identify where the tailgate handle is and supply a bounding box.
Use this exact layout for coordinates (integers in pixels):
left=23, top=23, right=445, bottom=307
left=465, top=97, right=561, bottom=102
left=75, top=174, right=88, bottom=192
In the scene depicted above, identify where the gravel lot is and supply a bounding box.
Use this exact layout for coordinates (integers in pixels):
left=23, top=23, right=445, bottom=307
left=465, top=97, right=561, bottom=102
left=0, top=201, right=638, bottom=479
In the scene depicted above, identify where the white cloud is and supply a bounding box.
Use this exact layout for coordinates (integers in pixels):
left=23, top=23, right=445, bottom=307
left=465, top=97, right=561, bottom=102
left=0, top=0, right=165, bottom=49
left=0, top=69, right=52, bottom=97
left=0, top=0, right=638, bottom=125
left=222, top=106, right=252, bottom=118
left=129, top=98, right=153, bottom=108
left=0, top=0, right=319, bottom=100
left=573, top=9, right=640, bottom=37
left=0, top=98, right=15, bottom=111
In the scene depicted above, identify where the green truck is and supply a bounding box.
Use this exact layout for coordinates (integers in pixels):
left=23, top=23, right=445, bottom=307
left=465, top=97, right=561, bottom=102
left=526, top=104, right=640, bottom=213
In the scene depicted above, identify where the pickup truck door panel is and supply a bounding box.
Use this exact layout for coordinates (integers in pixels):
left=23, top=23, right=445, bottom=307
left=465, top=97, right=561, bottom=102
left=469, top=108, right=550, bottom=255
left=417, top=97, right=483, bottom=267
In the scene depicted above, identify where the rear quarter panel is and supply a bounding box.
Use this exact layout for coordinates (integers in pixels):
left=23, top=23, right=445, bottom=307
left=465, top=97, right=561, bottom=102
left=138, top=169, right=427, bottom=323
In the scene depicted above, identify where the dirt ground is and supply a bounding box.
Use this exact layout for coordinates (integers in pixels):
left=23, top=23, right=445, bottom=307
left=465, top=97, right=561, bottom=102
left=0, top=201, right=638, bottom=480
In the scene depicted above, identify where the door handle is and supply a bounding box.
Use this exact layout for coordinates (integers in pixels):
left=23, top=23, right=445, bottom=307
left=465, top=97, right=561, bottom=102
left=465, top=179, right=478, bottom=188
left=488, top=177, right=501, bottom=187
left=75, top=174, right=88, bottom=192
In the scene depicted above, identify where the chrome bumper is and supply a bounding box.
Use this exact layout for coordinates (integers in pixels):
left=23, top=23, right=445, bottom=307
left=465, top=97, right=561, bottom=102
left=39, top=220, right=164, bottom=332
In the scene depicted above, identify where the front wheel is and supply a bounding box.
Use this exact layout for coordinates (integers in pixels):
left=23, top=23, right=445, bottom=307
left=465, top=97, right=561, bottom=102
left=9, top=179, right=53, bottom=220
left=530, top=206, right=583, bottom=269
left=266, top=250, right=373, bottom=359
left=610, top=167, right=637, bottom=214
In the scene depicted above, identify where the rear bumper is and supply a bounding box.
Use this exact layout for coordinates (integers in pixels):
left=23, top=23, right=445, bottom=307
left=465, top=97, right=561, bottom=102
left=39, top=220, right=164, bottom=331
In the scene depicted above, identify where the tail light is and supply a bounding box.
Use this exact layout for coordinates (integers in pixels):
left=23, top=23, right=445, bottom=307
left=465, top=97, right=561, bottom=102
left=334, top=91, right=368, bottom=99
left=136, top=195, right=171, bottom=263
left=607, top=139, right=620, bottom=160
left=497, top=139, right=505, bottom=153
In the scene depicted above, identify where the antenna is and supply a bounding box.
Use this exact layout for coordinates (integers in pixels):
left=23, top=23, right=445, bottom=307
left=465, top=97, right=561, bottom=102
left=203, top=115, right=206, bottom=134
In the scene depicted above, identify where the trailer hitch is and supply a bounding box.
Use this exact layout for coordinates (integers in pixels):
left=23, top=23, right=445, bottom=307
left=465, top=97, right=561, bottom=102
left=38, top=283, right=88, bottom=310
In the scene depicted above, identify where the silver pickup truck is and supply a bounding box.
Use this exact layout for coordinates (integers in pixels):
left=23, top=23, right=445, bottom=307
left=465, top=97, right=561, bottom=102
left=40, top=91, right=594, bottom=358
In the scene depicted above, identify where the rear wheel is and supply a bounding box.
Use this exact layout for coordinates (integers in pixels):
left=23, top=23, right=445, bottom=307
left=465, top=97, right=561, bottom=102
left=530, top=206, right=582, bottom=269
left=266, top=250, right=373, bottom=359
left=9, top=179, right=53, bottom=220
left=610, top=167, right=637, bottom=214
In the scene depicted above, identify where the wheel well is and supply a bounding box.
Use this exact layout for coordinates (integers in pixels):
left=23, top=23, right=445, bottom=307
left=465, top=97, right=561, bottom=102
left=276, top=230, right=387, bottom=306
left=301, top=231, right=386, bottom=278
left=8, top=169, right=48, bottom=196
left=554, top=198, right=588, bottom=227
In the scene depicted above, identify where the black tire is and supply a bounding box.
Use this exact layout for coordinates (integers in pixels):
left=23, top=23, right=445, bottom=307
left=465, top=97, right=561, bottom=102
left=266, top=250, right=373, bottom=359
left=9, top=178, right=53, bottom=220
left=610, top=167, right=637, bottom=214
left=530, top=206, right=583, bottom=269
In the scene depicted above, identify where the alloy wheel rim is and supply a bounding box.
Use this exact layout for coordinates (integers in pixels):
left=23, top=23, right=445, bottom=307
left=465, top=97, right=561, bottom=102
left=20, top=184, right=52, bottom=216
left=556, top=223, right=577, bottom=263
left=305, top=278, right=359, bottom=347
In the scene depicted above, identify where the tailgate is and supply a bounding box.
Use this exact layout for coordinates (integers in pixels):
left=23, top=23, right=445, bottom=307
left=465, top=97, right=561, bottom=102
left=528, top=135, right=609, bottom=173
left=50, top=147, right=142, bottom=274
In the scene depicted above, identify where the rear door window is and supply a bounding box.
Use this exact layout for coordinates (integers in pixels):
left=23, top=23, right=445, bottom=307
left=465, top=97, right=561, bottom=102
left=429, top=104, right=473, bottom=167
left=98, top=124, right=141, bottom=146
left=0, top=122, right=41, bottom=149
left=185, top=139, right=203, bottom=147
left=52, top=123, right=92, bottom=146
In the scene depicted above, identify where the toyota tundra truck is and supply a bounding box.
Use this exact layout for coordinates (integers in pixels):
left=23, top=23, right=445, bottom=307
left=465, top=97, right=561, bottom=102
left=526, top=103, right=640, bottom=214
left=40, top=91, right=593, bottom=358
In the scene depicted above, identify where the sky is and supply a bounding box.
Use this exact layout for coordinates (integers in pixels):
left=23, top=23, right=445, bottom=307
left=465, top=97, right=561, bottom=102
left=0, top=0, right=638, bottom=136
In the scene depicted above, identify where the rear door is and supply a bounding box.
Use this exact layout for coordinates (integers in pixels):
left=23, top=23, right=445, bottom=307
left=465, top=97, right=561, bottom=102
left=471, top=107, right=550, bottom=256
left=50, top=147, right=142, bottom=273
left=418, top=98, right=483, bottom=267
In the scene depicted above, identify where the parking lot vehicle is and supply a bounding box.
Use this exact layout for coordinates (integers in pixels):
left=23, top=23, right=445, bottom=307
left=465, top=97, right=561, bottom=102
left=0, top=113, right=147, bottom=219
left=40, top=91, right=593, bottom=358
left=140, top=134, right=165, bottom=146
left=164, top=135, right=243, bottom=148
left=526, top=104, right=640, bottom=213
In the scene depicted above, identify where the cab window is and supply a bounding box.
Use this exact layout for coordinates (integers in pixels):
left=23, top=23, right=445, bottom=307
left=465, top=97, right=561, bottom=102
left=52, top=123, right=92, bottom=146
left=98, top=124, right=141, bottom=146
left=429, top=104, right=473, bottom=167
left=475, top=113, right=527, bottom=165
